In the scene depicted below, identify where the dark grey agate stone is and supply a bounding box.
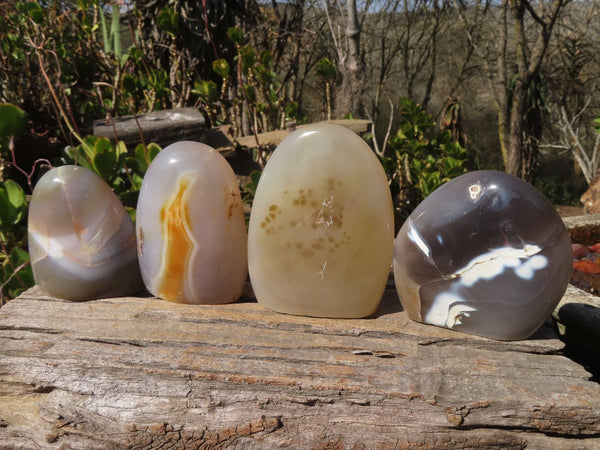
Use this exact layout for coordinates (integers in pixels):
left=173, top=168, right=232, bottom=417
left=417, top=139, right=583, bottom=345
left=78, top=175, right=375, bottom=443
left=393, top=170, right=572, bottom=340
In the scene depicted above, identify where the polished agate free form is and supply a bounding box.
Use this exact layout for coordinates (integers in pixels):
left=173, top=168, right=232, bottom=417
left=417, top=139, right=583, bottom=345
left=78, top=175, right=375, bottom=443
left=393, top=170, right=572, bottom=340
left=28, top=165, right=143, bottom=300
left=248, top=123, right=394, bottom=318
left=136, top=141, right=248, bottom=304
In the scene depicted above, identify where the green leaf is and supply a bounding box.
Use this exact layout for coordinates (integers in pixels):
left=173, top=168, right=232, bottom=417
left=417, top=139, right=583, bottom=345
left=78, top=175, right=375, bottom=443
left=133, top=143, right=148, bottom=167
left=99, top=2, right=111, bottom=53
left=227, top=27, right=244, bottom=45
left=25, top=2, right=44, bottom=24
left=94, top=136, right=113, bottom=153
left=268, top=85, right=279, bottom=105
left=0, top=180, right=27, bottom=229
left=157, top=7, right=179, bottom=37
left=125, top=155, right=143, bottom=175
left=80, top=135, right=99, bottom=161
left=260, top=50, right=273, bottom=67
left=119, top=189, right=140, bottom=209
left=130, top=173, right=144, bottom=191
left=239, top=45, right=256, bottom=73
left=193, top=79, right=218, bottom=103
left=147, top=143, right=161, bottom=162
left=8, top=246, right=29, bottom=268
left=5, top=180, right=26, bottom=211
left=125, top=206, right=136, bottom=223
left=212, top=59, right=230, bottom=79
left=122, top=73, right=136, bottom=94
left=316, top=58, right=336, bottom=80
left=244, top=85, right=255, bottom=102
left=92, top=151, right=116, bottom=181
left=285, top=101, right=298, bottom=120
left=115, top=141, right=128, bottom=158
left=110, top=4, right=121, bottom=58
left=242, top=170, right=262, bottom=205
left=64, top=146, right=94, bottom=171
left=0, top=103, right=27, bottom=138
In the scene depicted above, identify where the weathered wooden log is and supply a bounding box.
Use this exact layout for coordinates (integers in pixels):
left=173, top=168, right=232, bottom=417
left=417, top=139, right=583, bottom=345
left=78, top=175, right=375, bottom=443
left=0, top=281, right=599, bottom=448
left=93, top=108, right=210, bottom=149
left=230, top=119, right=371, bottom=149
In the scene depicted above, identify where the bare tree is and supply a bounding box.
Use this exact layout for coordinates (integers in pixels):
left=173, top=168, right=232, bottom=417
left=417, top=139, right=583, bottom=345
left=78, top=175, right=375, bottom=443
left=455, top=0, right=568, bottom=181
left=542, top=0, right=600, bottom=184
left=311, top=0, right=473, bottom=157
left=315, top=0, right=367, bottom=117
left=552, top=102, right=600, bottom=185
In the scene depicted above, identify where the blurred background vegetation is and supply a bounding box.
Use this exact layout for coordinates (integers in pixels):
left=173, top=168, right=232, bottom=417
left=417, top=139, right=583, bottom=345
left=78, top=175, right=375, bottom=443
left=1, top=0, right=600, bottom=301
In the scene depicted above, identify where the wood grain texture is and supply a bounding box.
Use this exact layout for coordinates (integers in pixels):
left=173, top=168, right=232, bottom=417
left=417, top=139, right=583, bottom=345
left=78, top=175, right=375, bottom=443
left=0, top=283, right=599, bottom=449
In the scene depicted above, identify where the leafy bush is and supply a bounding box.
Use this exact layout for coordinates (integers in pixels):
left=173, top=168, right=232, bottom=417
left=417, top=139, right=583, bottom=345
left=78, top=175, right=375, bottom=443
left=533, top=175, right=583, bottom=207
left=0, top=104, right=34, bottom=303
left=62, top=137, right=161, bottom=217
left=382, top=99, right=473, bottom=219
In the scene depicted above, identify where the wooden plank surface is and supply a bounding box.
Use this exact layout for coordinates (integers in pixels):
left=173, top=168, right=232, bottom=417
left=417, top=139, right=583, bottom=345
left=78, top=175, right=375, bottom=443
left=0, top=282, right=599, bottom=449
left=93, top=108, right=208, bottom=149
left=231, top=119, right=372, bottom=149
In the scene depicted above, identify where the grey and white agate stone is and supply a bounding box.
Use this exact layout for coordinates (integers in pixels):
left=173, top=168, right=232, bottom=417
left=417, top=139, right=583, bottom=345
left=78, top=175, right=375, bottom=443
left=28, top=165, right=143, bottom=300
left=393, top=170, right=572, bottom=340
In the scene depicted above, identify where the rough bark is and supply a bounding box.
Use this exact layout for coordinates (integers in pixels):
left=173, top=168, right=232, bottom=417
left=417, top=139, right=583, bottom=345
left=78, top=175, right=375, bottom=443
left=334, top=0, right=366, bottom=119
left=92, top=107, right=207, bottom=149
left=0, top=282, right=599, bottom=448
left=457, top=0, right=567, bottom=180
left=505, top=0, right=566, bottom=179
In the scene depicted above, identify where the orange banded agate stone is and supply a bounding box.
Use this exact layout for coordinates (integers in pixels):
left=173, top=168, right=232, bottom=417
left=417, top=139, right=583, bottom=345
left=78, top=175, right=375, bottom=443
left=136, top=141, right=248, bottom=304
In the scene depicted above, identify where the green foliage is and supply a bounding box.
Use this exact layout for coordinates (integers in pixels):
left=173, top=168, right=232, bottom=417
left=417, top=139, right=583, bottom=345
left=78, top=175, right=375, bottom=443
left=594, top=113, right=600, bottom=133
left=385, top=99, right=472, bottom=218
left=0, top=1, right=108, bottom=135
left=212, top=59, right=230, bottom=79
left=0, top=103, right=27, bottom=167
left=316, top=58, right=336, bottom=81
left=193, top=80, right=218, bottom=104
left=63, top=137, right=161, bottom=211
left=0, top=103, right=32, bottom=302
left=0, top=180, right=27, bottom=231
left=285, top=101, right=299, bottom=120
left=533, top=176, right=582, bottom=207
left=99, top=3, right=128, bottom=67
left=192, top=26, right=293, bottom=149
left=1, top=246, right=34, bottom=301
left=0, top=103, right=27, bottom=138
left=227, top=27, right=244, bottom=46
left=24, top=2, right=43, bottom=24
left=241, top=170, right=262, bottom=206
left=0, top=178, right=31, bottom=303
left=157, top=7, right=180, bottom=37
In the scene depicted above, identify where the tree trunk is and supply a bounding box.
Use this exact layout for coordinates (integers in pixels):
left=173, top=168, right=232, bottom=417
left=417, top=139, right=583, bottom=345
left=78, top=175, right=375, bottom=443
left=507, top=79, right=527, bottom=177
left=335, top=0, right=365, bottom=118
left=459, top=0, right=566, bottom=179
